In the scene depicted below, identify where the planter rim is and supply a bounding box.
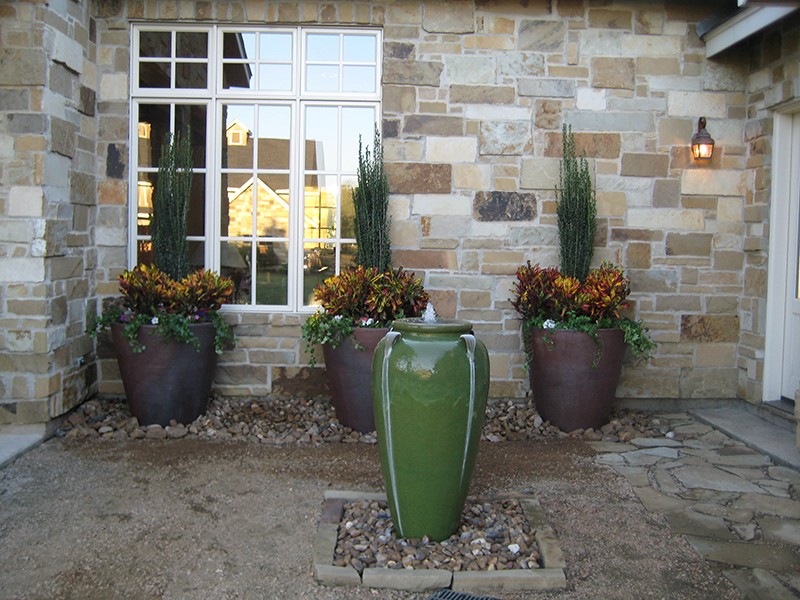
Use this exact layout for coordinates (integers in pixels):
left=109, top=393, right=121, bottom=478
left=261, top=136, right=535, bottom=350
left=391, top=318, right=473, bottom=334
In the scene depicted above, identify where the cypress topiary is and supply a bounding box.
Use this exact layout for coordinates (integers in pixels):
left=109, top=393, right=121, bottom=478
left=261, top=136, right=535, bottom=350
left=556, top=124, right=596, bottom=282
left=151, top=130, right=193, bottom=281
left=353, top=124, right=391, bottom=272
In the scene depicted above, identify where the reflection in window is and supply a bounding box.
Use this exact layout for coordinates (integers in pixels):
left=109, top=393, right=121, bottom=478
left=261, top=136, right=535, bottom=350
left=133, top=25, right=380, bottom=309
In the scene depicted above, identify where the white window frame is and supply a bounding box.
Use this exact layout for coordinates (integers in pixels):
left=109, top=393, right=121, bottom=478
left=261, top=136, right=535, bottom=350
left=129, top=24, right=382, bottom=313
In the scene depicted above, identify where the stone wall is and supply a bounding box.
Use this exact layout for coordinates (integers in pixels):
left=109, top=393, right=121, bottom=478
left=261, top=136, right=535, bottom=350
left=740, top=12, right=800, bottom=403
left=5, top=0, right=776, bottom=423
left=0, top=0, right=98, bottom=423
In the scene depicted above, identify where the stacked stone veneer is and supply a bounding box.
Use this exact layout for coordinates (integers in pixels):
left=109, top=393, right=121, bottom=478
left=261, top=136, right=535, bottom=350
left=5, top=0, right=797, bottom=423
left=740, top=11, right=800, bottom=404
left=0, top=0, right=98, bottom=423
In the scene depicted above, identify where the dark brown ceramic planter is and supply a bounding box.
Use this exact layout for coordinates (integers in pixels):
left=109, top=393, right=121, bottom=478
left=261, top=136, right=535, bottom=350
left=111, top=322, right=218, bottom=427
left=526, top=327, right=626, bottom=433
left=322, top=327, right=388, bottom=433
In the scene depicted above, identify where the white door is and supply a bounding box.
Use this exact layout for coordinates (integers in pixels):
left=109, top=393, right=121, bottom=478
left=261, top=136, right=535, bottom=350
left=780, top=115, right=800, bottom=399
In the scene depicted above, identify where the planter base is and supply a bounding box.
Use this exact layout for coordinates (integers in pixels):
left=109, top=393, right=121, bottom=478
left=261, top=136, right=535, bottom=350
left=111, top=322, right=218, bottom=427
left=527, top=328, right=625, bottom=432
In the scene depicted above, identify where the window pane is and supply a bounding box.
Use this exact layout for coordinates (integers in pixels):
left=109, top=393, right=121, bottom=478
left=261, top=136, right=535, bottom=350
left=304, top=242, right=335, bottom=305
left=343, top=34, right=376, bottom=62
left=176, top=62, right=208, bottom=88
left=340, top=180, right=356, bottom=239
left=138, top=104, right=170, bottom=168
left=257, top=106, right=291, bottom=169
left=223, top=32, right=254, bottom=59
left=139, top=62, right=170, bottom=88
left=186, top=173, right=205, bottom=237
left=223, top=105, right=255, bottom=169
left=175, top=104, right=208, bottom=168
left=342, top=107, right=375, bottom=172
left=221, top=241, right=252, bottom=305
left=341, top=242, right=357, bottom=272
left=305, top=106, right=338, bottom=171
left=223, top=63, right=254, bottom=89
left=140, top=31, right=171, bottom=58
left=177, top=31, right=208, bottom=58
left=258, top=64, right=292, bottom=92
left=256, top=173, right=290, bottom=237
left=260, top=32, right=292, bottom=61
left=224, top=172, right=254, bottom=237
left=256, top=241, right=288, bottom=305
left=188, top=240, right=204, bottom=270
left=306, top=64, right=339, bottom=92
left=304, top=174, right=338, bottom=240
left=342, top=65, right=375, bottom=93
left=137, top=172, right=156, bottom=236
left=307, top=34, right=339, bottom=61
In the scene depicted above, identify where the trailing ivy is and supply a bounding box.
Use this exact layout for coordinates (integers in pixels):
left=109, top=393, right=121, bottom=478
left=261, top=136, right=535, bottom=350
left=353, top=125, right=391, bottom=272
left=556, top=124, right=596, bottom=282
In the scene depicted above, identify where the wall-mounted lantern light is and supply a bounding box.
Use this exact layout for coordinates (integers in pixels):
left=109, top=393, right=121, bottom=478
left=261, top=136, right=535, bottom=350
left=691, top=117, right=715, bottom=160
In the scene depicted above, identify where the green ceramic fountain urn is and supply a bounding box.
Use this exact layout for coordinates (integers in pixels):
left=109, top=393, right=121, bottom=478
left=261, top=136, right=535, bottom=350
left=372, top=318, right=490, bottom=542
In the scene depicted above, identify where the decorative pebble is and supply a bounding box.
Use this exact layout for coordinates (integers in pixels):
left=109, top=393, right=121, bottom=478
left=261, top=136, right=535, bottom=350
left=332, top=498, right=540, bottom=574
left=56, top=396, right=677, bottom=445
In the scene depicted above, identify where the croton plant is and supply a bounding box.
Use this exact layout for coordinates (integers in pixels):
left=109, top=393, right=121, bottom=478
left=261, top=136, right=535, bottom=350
left=511, top=261, right=655, bottom=358
left=301, top=266, right=429, bottom=366
left=89, top=264, right=235, bottom=353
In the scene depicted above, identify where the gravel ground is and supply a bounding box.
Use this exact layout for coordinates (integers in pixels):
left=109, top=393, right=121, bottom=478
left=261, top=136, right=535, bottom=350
left=0, top=429, right=743, bottom=600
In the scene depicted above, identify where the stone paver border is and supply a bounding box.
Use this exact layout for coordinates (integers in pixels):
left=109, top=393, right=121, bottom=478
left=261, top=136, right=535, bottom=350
left=312, top=490, right=567, bottom=592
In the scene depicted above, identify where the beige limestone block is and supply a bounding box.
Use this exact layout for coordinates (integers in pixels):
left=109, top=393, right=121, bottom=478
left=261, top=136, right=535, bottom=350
left=748, top=68, right=770, bottom=93
left=681, top=170, right=746, bottom=197
left=390, top=220, right=419, bottom=248
left=412, top=194, right=472, bottom=216
left=0, top=258, right=45, bottom=283
left=9, top=186, right=43, bottom=217
left=423, top=1, right=474, bottom=33
left=464, top=36, right=514, bottom=50
left=99, top=73, right=128, bottom=101
left=427, top=136, right=477, bottom=163
left=628, top=208, right=704, bottom=231
left=454, top=164, right=490, bottom=190
left=658, top=118, right=694, bottom=147
left=718, top=197, right=743, bottom=222
left=597, top=191, right=627, bottom=217
left=384, top=140, right=423, bottom=162
left=520, top=157, right=560, bottom=190
left=637, top=57, right=680, bottom=76
left=387, top=3, right=422, bottom=24
left=667, top=91, right=726, bottom=118
left=591, top=57, right=635, bottom=90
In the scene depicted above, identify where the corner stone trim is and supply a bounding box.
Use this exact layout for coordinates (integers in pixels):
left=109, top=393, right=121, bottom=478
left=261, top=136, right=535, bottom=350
left=312, top=490, right=567, bottom=592
left=473, top=191, right=537, bottom=222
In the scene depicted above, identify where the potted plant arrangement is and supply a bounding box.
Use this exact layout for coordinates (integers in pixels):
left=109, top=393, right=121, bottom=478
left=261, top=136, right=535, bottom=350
left=301, top=126, right=429, bottom=433
left=302, top=266, right=428, bottom=432
left=89, top=131, right=235, bottom=427
left=511, top=125, right=655, bottom=432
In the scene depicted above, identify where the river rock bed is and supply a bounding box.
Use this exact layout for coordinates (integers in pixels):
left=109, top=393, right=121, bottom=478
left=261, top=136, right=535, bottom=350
left=57, top=395, right=680, bottom=444
left=333, top=497, right=540, bottom=574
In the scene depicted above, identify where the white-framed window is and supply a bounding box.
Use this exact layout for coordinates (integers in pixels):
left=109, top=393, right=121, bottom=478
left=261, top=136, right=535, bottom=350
left=130, top=24, right=382, bottom=311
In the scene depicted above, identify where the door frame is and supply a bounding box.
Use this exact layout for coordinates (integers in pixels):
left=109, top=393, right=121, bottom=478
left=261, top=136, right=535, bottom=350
left=764, top=101, right=800, bottom=401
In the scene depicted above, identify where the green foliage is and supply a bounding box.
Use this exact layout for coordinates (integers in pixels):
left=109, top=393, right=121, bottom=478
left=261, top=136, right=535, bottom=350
left=353, top=125, right=391, bottom=272
left=301, top=266, right=429, bottom=366
left=556, top=124, right=596, bottom=282
left=152, top=130, right=193, bottom=281
left=511, top=261, right=655, bottom=359
left=88, top=264, right=235, bottom=354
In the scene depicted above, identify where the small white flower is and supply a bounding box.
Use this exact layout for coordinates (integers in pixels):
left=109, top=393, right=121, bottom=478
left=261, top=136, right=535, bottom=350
left=364, top=318, right=374, bottom=326
left=333, top=315, right=343, bottom=321
left=542, top=319, right=557, bottom=329
left=151, top=317, right=159, bottom=325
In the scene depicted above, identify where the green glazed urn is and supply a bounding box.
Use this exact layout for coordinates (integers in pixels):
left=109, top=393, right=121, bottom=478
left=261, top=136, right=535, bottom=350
left=371, top=318, right=490, bottom=542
